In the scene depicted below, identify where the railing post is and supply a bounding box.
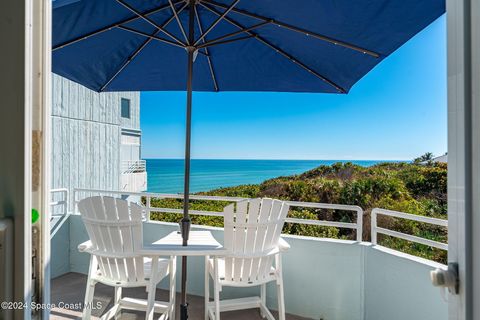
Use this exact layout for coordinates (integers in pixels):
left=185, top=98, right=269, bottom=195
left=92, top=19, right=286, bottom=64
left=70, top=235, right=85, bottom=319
left=64, top=189, right=69, bottom=216
left=73, top=188, right=78, bottom=214
left=371, top=209, right=377, bottom=245
left=356, top=208, right=363, bottom=242
left=146, top=196, right=151, bottom=221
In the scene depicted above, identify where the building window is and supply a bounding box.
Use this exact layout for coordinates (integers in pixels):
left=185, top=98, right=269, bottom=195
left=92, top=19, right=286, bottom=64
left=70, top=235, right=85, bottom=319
left=121, top=98, right=130, bottom=119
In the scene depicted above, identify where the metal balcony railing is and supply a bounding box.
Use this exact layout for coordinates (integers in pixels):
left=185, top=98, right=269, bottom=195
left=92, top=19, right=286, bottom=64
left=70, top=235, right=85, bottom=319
left=371, top=208, right=448, bottom=250
left=121, top=160, right=146, bottom=174
left=49, top=188, right=449, bottom=257
left=49, top=188, right=70, bottom=237
left=72, top=188, right=364, bottom=241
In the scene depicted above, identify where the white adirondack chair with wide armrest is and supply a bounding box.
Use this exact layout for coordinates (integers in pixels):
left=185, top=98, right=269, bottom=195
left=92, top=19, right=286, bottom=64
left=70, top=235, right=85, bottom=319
left=77, top=196, right=176, bottom=320
left=205, top=198, right=290, bottom=320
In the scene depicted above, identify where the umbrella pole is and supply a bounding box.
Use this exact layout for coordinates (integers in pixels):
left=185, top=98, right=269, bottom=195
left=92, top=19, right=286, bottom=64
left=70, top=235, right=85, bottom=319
left=180, top=1, right=196, bottom=319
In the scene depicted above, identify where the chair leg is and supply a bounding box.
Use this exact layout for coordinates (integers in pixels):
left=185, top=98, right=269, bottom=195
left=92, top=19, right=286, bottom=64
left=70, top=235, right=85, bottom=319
left=114, top=287, right=122, bottom=319
left=213, top=280, right=220, bottom=320
left=260, top=283, right=267, bottom=318
left=114, top=286, right=122, bottom=304
left=146, top=258, right=159, bottom=320
left=145, top=283, right=156, bottom=320
left=275, top=255, right=285, bottom=320
left=83, top=257, right=97, bottom=320
left=204, top=256, right=210, bottom=320
left=169, top=256, right=176, bottom=320
left=212, top=257, right=221, bottom=320
left=276, top=279, right=285, bottom=320
left=83, top=280, right=95, bottom=320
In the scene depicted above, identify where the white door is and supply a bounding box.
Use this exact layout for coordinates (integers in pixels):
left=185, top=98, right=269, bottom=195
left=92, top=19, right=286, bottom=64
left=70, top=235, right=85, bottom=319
left=121, top=134, right=141, bottom=162
left=446, top=0, right=480, bottom=319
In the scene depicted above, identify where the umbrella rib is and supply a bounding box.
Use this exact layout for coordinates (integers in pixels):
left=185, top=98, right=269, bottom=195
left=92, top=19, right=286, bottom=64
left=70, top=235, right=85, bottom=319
left=194, top=5, right=219, bottom=91
left=53, top=0, right=183, bottom=51
left=117, top=25, right=185, bottom=48
left=116, top=0, right=186, bottom=46
left=193, top=0, right=240, bottom=46
left=197, top=20, right=270, bottom=48
left=201, top=0, right=380, bottom=58
left=197, top=34, right=255, bottom=49
left=168, top=0, right=189, bottom=43
left=200, top=2, right=346, bottom=93
left=99, top=3, right=189, bottom=92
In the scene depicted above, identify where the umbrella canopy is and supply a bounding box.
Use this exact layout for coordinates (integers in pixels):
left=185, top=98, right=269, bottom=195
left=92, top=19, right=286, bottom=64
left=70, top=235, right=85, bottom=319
left=52, top=1, right=444, bottom=318
left=53, top=0, right=444, bottom=94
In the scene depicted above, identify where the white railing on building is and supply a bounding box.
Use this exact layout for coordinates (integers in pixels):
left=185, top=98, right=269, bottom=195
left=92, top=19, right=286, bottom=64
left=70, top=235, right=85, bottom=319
left=49, top=188, right=70, bottom=237
left=121, top=160, right=146, bottom=174
left=371, top=208, right=448, bottom=250
left=72, top=188, right=364, bottom=241
left=50, top=188, right=69, bottom=216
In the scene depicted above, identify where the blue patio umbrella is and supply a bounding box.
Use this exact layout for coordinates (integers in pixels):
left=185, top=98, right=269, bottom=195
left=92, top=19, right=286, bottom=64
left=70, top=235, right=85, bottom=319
left=52, top=0, right=445, bottom=318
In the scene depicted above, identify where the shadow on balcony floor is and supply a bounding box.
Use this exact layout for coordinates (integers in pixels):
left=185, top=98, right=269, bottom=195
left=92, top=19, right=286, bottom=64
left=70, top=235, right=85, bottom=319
left=51, top=273, right=310, bottom=320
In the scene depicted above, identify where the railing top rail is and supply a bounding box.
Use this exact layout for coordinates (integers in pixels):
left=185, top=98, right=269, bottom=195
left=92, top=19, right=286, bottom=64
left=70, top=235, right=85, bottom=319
left=285, top=200, right=363, bottom=212
left=73, top=188, right=364, bottom=211
left=372, top=208, right=448, bottom=227
left=121, top=160, right=146, bottom=164
left=74, top=188, right=249, bottom=202
left=72, top=188, right=363, bottom=241
left=121, top=160, right=147, bottom=174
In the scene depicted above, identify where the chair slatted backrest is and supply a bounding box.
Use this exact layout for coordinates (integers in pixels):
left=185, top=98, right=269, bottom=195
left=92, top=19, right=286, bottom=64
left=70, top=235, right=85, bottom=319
left=223, top=198, right=289, bottom=283
left=78, top=196, right=145, bottom=283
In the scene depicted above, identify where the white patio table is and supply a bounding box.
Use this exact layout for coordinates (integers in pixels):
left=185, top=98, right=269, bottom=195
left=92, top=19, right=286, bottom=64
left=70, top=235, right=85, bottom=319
left=142, top=230, right=228, bottom=257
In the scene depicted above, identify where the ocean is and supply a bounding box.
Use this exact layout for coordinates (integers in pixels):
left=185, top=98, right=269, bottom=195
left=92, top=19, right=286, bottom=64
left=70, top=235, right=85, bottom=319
left=145, top=159, right=390, bottom=193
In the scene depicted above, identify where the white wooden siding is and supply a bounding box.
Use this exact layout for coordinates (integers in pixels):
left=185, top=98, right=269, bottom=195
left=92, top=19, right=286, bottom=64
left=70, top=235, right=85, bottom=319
left=51, top=74, right=140, bottom=210
left=120, top=95, right=140, bottom=130
left=52, top=74, right=140, bottom=127
left=121, top=135, right=140, bottom=145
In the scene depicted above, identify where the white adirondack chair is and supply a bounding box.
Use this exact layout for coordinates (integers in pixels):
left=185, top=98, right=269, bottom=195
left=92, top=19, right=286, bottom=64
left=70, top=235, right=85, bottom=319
left=205, top=198, right=290, bottom=320
left=77, top=196, right=176, bottom=320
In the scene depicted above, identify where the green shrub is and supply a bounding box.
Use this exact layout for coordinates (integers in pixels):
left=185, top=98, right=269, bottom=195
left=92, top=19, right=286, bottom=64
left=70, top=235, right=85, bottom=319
left=147, top=161, right=447, bottom=263
left=283, top=210, right=342, bottom=239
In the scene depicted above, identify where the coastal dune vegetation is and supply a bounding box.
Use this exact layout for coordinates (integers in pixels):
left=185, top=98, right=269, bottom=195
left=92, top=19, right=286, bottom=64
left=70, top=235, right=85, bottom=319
left=148, top=158, right=447, bottom=263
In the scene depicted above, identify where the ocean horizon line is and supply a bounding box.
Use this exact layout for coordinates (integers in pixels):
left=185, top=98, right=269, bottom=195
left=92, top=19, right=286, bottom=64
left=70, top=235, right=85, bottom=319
left=144, top=158, right=409, bottom=193
left=142, top=158, right=409, bottom=162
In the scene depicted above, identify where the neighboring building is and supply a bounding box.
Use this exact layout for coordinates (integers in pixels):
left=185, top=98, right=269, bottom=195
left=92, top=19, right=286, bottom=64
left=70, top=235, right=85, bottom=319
left=432, top=153, right=448, bottom=163
left=50, top=74, right=147, bottom=211
left=420, top=153, right=448, bottom=164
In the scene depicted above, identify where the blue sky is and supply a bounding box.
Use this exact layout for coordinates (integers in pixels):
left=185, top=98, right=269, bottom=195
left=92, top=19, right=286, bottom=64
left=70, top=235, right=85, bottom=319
left=140, top=16, right=446, bottom=161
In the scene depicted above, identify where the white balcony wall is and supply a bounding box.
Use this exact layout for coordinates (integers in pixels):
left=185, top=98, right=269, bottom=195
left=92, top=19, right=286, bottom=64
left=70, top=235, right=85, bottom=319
left=52, top=215, right=447, bottom=320
left=365, top=246, right=447, bottom=320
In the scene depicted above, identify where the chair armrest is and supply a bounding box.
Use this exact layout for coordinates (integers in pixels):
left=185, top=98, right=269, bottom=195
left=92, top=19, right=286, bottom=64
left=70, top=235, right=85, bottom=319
left=78, top=240, right=93, bottom=252
left=278, top=237, right=290, bottom=252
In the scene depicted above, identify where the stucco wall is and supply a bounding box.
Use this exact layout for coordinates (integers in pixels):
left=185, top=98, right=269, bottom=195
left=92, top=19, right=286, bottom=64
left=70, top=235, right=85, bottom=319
left=364, top=246, right=447, bottom=320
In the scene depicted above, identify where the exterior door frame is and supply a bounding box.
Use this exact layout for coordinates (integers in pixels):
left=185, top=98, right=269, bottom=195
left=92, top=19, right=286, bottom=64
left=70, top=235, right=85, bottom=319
left=447, top=0, right=479, bottom=319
